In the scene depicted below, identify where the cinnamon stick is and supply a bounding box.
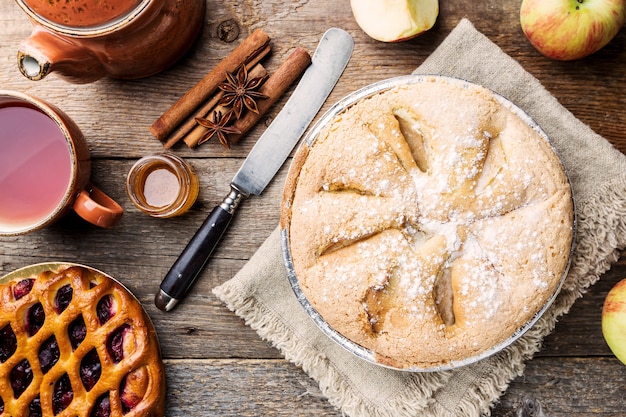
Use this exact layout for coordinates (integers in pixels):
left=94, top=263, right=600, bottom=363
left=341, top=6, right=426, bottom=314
left=162, top=55, right=269, bottom=149
left=162, top=91, right=224, bottom=149
left=150, top=29, right=271, bottom=142
left=184, top=47, right=312, bottom=148
left=179, top=64, right=269, bottom=147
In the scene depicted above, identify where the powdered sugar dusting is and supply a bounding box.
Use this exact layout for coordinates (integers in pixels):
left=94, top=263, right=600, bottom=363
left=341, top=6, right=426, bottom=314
left=286, top=77, right=574, bottom=368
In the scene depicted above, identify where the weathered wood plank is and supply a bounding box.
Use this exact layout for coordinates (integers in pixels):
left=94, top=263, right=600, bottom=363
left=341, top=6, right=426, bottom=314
left=162, top=357, right=626, bottom=416
left=493, top=357, right=626, bottom=417
left=164, top=359, right=339, bottom=416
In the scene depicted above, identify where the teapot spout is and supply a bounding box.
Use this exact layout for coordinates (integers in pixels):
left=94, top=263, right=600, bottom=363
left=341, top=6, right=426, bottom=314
left=17, top=26, right=106, bottom=83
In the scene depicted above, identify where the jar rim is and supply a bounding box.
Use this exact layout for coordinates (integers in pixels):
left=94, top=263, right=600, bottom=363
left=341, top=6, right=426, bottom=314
left=126, top=153, right=199, bottom=218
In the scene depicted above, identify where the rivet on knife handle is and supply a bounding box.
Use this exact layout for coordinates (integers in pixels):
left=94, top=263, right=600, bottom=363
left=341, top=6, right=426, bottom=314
left=155, top=28, right=354, bottom=311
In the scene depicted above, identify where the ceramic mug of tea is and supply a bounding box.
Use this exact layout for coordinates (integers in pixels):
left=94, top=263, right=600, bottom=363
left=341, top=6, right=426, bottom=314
left=0, top=90, right=123, bottom=235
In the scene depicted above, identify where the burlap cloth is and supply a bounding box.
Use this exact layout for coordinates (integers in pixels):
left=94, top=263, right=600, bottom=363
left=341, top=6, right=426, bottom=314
left=213, top=19, right=626, bottom=416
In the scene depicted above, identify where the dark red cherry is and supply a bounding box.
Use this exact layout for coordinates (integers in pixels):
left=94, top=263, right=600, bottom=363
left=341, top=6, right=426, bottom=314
left=119, top=375, right=139, bottom=414
left=52, top=374, right=73, bottom=415
left=90, top=393, right=111, bottom=417
left=106, top=324, right=130, bottom=363
left=39, top=336, right=60, bottom=374
left=13, top=278, right=35, bottom=299
left=11, top=358, right=33, bottom=398
left=54, top=284, right=73, bottom=313
left=26, top=302, right=45, bottom=336
left=80, top=349, right=102, bottom=391
left=0, top=395, right=4, bottom=413
left=0, top=325, right=17, bottom=363
left=96, top=294, right=116, bottom=325
left=29, top=396, right=42, bottom=417
left=120, top=367, right=148, bottom=414
left=68, top=315, right=87, bottom=350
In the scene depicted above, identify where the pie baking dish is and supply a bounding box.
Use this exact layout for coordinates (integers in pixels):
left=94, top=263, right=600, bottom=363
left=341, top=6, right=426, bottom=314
left=0, top=262, right=165, bottom=416
left=280, top=75, right=576, bottom=371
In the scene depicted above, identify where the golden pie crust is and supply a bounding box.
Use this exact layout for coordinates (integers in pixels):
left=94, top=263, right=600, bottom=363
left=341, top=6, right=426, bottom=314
left=281, top=76, right=574, bottom=369
left=0, top=264, right=165, bottom=416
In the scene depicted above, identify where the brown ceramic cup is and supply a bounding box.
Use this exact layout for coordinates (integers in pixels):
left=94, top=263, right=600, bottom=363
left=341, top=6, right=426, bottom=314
left=0, top=90, right=123, bottom=235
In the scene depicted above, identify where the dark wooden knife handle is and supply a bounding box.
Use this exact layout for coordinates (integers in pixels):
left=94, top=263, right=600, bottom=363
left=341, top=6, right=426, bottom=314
left=156, top=187, right=245, bottom=311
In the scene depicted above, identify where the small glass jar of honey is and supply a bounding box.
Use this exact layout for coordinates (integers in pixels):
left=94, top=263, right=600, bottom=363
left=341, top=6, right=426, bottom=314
left=126, top=153, right=199, bottom=218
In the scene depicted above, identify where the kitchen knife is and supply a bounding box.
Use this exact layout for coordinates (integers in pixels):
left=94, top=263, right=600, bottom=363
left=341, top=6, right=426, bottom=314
left=155, top=28, right=354, bottom=311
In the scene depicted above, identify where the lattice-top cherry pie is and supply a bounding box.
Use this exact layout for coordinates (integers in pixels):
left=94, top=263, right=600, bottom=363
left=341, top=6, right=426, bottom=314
left=0, top=264, right=165, bottom=416
left=281, top=76, right=574, bottom=369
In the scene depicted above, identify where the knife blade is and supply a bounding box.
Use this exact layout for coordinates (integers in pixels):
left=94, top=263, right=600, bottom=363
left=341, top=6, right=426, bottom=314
left=155, top=28, right=354, bottom=311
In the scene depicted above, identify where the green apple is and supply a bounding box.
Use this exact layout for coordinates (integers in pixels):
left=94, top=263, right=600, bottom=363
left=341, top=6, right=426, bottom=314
left=602, top=278, right=626, bottom=365
left=520, top=0, right=626, bottom=60
left=350, top=0, right=438, bottom=42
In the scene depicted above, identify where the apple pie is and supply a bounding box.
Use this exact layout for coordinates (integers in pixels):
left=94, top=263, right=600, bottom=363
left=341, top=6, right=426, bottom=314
left=281, top=76, right=574, bottom=369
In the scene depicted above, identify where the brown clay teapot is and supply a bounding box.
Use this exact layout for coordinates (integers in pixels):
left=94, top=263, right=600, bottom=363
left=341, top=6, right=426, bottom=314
left=15, top=0, right=206, bottom=83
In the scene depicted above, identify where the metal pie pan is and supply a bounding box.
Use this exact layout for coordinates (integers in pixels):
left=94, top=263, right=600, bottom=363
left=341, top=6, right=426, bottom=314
left=281, top=74, right=576, bottom=372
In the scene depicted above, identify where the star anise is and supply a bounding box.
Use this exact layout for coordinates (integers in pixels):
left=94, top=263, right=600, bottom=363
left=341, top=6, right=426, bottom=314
left=218, top=65, right=268, bottom=119
left=195, top=110, right=241, bottom=149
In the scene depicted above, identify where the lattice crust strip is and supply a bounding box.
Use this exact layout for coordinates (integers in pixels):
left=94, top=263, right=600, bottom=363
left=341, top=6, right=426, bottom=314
left=0, top=265, right=165, bottom=417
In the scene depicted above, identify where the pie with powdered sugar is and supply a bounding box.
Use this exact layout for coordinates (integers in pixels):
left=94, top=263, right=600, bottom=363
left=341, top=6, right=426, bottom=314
left=281, top=76, right=574, bottom=369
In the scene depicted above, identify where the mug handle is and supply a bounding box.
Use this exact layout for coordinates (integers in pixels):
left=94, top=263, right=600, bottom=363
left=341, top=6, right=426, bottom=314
left=73, top=184, right=123, bottom=228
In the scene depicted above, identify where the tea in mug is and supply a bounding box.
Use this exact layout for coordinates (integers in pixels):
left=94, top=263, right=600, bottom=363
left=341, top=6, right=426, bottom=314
left=0, top=104, right=72, bottom=230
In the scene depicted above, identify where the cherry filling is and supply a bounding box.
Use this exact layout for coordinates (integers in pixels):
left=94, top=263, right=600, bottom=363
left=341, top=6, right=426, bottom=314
left=96, top=294, right=116, bottom=325
left=90, top=393, right=111, bottom=417
left=0, top=395, right=4, bottom=413
left=54, top=284, right=73, bottom=313
left=29, top=396, right=42, bottom=417
left=0, top=325, right=17, bottom=363
left=68, top=315, right=87, bottom=350
left=13, top=278, right=35, bottom=299
left=106, top=324, right=130, bottom=363
left=52, top=374, right=73, bottom=415
left=120, top=375, right=133, bottom=414
left=26, top=302, right=45, bottom=336
left=119, top=371, right=146, bottom=414
left=11, top=358, right=33, bottom=398
left=80, top=349, right=102, bottom=391
left=38, top=335, right=60, bottom=374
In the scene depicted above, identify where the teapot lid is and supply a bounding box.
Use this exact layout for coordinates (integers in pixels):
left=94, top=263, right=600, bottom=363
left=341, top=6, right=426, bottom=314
left=16, top=0, right=151, bottom=35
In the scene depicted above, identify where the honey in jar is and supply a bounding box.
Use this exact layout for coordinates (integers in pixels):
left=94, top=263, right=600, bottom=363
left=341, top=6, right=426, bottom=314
left=126, top=153, right=199, bottom=218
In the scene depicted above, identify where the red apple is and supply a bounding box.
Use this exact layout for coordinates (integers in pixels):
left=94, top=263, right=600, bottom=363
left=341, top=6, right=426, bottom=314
left=350, top=0, right=439, bottom=42
left=520, top=0, right=626, bottom=60
left=602, top=278, right=626, bottom=365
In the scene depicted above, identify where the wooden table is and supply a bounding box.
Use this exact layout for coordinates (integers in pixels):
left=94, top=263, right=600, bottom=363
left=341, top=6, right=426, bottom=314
left=1, top=1, right=625, bottom=415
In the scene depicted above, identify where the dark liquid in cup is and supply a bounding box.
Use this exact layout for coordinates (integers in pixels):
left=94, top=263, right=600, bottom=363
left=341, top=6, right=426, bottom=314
left=0, top=104, right=72, bottom=230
